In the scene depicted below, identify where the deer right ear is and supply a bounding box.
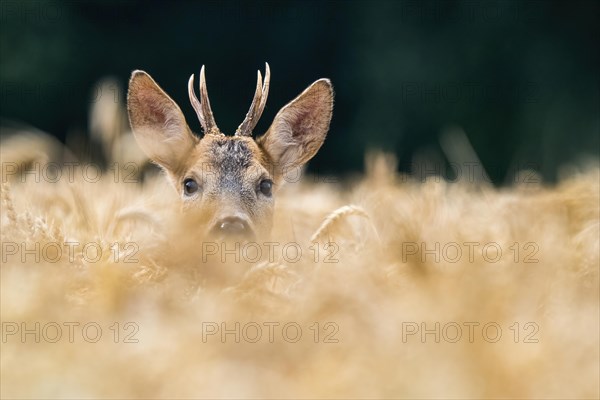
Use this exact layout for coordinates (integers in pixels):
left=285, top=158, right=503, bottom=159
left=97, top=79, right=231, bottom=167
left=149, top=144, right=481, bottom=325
left=127, top=70, right=198, bottom=173
left=258, top=78, right=333, bottom=182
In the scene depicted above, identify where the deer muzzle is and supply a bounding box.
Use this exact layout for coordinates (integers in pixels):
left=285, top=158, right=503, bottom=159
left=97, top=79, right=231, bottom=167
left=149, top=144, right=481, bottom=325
left=208, top=214, right=256, bottom=241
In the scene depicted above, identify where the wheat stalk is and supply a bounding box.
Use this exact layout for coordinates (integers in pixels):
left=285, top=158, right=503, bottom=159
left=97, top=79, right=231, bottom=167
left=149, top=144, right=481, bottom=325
left=310, top=204, right=371, bottom=243
left=1, top=182, right=17, bottom=226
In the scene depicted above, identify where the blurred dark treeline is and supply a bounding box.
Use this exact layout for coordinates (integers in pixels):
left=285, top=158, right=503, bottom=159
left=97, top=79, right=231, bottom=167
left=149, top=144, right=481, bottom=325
left=1, top=0, right=598, bottom=183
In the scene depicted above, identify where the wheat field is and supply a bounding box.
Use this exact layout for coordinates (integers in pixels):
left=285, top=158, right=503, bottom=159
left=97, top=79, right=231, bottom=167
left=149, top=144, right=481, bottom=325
left=1, top=85, right=599, bottom=399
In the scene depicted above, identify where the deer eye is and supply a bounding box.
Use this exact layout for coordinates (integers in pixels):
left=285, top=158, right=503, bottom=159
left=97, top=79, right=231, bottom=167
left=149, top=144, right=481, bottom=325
left=259, top=179, right=273, bottom=197
left=183, top=178, right=199, bottom=195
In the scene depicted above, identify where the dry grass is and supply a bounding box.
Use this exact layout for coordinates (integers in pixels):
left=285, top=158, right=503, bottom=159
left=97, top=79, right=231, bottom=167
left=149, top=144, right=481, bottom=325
left=1, top=91, right=599, bottom=399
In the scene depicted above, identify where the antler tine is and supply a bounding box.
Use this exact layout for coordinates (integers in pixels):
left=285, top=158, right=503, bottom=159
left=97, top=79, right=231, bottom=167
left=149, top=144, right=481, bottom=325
left=236, top=63, right=271, bottom=137
left=188, top=74, right=206, bottom=129
left=256, top=62, right=270, bottom=123
left=236, top=70, right=263, bottom=136
left=199, top=65, right=219, bottom=134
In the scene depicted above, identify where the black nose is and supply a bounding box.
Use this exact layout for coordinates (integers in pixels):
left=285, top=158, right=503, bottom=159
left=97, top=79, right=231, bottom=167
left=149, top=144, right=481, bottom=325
left=213, top=217, right=250, bottom=236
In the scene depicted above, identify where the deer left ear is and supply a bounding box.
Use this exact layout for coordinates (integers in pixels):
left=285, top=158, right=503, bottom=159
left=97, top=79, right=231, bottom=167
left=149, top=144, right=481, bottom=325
left=258, top=79, right=333, bottom=179
left=127, top=70, right=198, bottom=174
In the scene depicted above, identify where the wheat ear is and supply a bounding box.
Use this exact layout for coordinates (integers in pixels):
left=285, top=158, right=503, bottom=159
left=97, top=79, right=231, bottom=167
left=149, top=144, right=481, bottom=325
left=310, top=204, right=370, bottom=243
left=1, top=182, right=17, bottom=226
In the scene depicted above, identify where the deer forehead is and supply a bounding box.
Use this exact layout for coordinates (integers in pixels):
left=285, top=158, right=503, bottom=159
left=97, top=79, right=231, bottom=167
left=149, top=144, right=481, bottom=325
left=188, top=135, right=270, bottom=183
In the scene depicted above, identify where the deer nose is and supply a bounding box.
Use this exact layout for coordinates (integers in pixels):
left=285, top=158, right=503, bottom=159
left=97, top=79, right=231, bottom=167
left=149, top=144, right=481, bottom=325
left=212, top=216, right=251, bottom=237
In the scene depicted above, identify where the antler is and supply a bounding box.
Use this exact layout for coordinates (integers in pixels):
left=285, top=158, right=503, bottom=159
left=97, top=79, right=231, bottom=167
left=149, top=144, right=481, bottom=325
left=188, top=65, right=219, bottom=135
left=236, top=63, right=270, bottom=137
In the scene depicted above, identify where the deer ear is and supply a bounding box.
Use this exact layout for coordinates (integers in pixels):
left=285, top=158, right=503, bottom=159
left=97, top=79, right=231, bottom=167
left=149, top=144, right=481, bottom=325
left=127, top=70, right=197, bottom=173
left=258, top=79, right=333, bottom=179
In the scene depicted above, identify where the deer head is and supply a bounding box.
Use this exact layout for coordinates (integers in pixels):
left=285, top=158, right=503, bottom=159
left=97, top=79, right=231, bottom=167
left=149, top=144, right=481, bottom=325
left=127, top=64, right=333, bottom=241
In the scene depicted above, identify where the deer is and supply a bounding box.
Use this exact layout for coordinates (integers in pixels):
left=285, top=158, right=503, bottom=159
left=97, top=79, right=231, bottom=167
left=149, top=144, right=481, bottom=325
left=127, top=64, right=333, bottom=242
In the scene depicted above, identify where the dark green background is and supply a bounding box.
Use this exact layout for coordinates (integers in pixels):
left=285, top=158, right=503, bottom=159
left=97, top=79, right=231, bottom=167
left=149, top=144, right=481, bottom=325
left=1, top=0, right=598, bottom=183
